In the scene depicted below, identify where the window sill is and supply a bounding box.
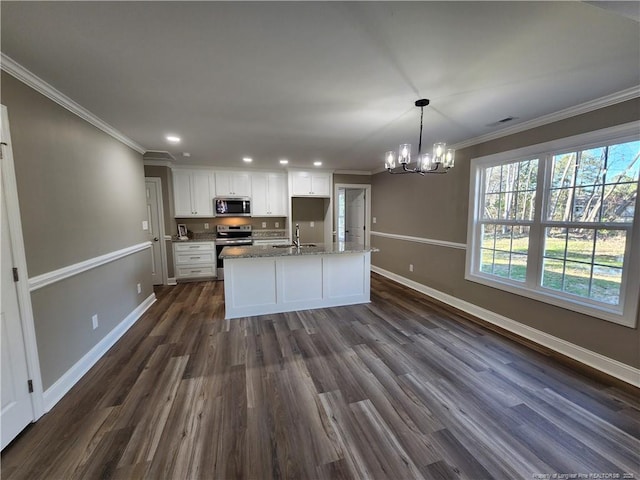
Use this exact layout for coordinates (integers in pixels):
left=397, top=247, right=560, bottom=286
left=464, top=271, right=636, bottom=328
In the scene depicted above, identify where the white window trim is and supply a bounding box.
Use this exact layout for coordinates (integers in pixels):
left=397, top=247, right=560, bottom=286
left=465, top=121, right=640, bottom=328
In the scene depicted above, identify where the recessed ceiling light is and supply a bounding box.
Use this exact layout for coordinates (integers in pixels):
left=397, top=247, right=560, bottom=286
left=182, top=152, right=191, bottom=157
left=243, top=157, right=253, bottom=163
left=313, top=161, right=322, bottom=167
left=166, top=135, right=181, bottom=143
left=279, top=159, right=289, bottom=165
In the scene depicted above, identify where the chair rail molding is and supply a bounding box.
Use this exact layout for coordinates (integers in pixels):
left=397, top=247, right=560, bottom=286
left=29, top=242, right=152, bottom=291
left=370, top=230, right=467, bottom=250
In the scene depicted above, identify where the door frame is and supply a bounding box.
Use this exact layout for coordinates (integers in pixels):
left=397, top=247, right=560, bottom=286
left=334, top=183, right=371, bottom=246
left=145, top=177, right=169, bottom=285
left=1, top=105, right=44, bottom=421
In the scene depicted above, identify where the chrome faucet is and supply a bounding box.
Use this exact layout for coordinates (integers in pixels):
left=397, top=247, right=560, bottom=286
left=293, top=224, right=300, bottom=247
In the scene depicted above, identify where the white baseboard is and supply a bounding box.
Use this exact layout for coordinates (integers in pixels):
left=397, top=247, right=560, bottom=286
left=167, top=277, right=177, bottom=286
left=42, top=293, right=157, bottom=412
left=371, top=266, right=640, bottom=388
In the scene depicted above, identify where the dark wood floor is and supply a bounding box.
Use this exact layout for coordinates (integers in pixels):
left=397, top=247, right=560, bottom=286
left=3, top=273, right=639, bottom=479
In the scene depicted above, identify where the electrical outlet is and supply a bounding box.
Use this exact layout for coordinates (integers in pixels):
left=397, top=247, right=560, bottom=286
left=409, top=264, right=414, bottom=272
left=137, top=283, right=141, bottom=294
left=262, top=222, right=267, bottom=228
left=310, top=221, right=315, bottom=228
left=92, top=314, right=99, bottom=330
left=275, top=222, right=279, bottom=228
left=204, top=223, right=209, bottom=230
left=142, top=220, right=149, bottom=231
left=373, top=217, right=377, bottom=224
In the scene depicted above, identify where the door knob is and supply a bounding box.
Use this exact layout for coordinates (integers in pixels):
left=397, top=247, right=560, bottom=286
left=153, top=237, right=159, bottom=241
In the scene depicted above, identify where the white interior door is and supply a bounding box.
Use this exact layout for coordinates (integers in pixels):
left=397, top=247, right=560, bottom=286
left=1, top=148, right=34, bottom=450
left=145, top=179, right=165, bottom=286
left=345, top=188, right=366, bottom=245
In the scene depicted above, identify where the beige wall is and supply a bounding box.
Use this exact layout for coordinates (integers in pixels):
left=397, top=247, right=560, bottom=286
left=2, top=72, right=152, bottom=389
left=371, top=98, right=640, bottom=368
left=291, top=197, right=326, bottom=244
left=334, top=173, right=372, bottom=185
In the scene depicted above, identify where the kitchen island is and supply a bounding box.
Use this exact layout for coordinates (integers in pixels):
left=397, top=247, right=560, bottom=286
left=219, top=242, right=377, bottom=319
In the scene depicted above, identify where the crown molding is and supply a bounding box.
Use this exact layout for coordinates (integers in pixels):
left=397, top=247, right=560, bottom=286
left=143, top=160, right=174, bottom=167
left=452, top=86, right=640, bottom=151
left=1, top=53, right=146, bottom=154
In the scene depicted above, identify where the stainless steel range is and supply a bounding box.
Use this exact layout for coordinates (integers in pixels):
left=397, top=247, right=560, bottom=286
left=215, top=224, right=253, bottom=279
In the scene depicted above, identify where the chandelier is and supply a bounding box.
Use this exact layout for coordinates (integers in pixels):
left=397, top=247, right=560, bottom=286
left=385, top=99, right=455, bottom=175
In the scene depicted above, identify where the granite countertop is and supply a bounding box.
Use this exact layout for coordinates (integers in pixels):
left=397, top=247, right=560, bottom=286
left=219, top=242, right=379, bottom=259
left=172, top=232, right=217, bottom=242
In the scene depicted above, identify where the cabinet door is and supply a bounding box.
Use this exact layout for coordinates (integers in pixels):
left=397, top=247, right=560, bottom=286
left=291, top=171, right=331, bottom=196
left=251, top=174, right=269, bottom=216
left=311, top=173, right=331, bottom=197
left=173, top=170, right=194, bottom=216
left=291, top=171, right=312, bottom=196
left=267, top=174, right=287, bottom=215
left=216, top=171, right=252, bottom=196
left=215, top=171, right=232, bottom=195
left=191, top=171, right=214, bottom=216
left=231, top=172, right=252, bottom=197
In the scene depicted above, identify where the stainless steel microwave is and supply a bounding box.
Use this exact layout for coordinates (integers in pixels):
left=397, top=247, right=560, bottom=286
left=214, top=197, right=251, bottom=217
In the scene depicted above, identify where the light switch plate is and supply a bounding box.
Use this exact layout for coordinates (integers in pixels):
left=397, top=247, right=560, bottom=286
left=262, top=222, right=267, bottom=228
left=310, top=221, right=315, bottom=227
left=373, top=217, right=377, bottom=224
left=142, top=220, right=149, bottom=230
left=204, top=223, right=209, bottom=230
left=275, top=222, right=279, bottom=228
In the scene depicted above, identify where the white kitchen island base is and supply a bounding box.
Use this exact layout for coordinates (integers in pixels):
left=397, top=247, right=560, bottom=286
left=222, top=246, right=372, bottom=319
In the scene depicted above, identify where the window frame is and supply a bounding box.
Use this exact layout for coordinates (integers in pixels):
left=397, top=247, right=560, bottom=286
left=466, top=122, right=640, bottom=328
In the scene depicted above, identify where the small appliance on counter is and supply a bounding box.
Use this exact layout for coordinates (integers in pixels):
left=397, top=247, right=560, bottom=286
left=214, top=197, right=251, bottom=217
left=215, top=224, right=253, bottom=279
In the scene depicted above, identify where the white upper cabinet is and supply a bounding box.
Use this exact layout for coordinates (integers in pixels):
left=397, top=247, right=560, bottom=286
left=290, top=171, right=332, bottom=197
left=173, top=169, right=215, bottom=217
left=252, top=173, right=287, bottom=216
left=215, top=171, right=252, bottom=197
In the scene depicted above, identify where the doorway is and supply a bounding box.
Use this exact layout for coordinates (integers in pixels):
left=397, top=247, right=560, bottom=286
left=335, top=184, right=371, bottom=246
left=145, top=178, right=168, bottom=286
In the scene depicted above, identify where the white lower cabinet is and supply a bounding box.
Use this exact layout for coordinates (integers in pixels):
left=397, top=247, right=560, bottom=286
left=173, top=242, right=216, bottom=280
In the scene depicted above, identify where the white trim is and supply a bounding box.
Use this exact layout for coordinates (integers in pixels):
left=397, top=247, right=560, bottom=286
left=42, top=293, right=156, bottom=412
left=143, top=159, right=174, bottom=167
left=0, top=53, right=145, bottom=154
left=371, top=230, right=467, bottom=250
left=28, top=242, right=152, bottom=292
left=1, top=105, right=45, bottom=419
left=167, top=277, right=177, bottom=286
left=335, top=183, right=372, bottom=246
left=451, top=86, right=640, bottom=150
left=371, top=266, right=640, bottom=388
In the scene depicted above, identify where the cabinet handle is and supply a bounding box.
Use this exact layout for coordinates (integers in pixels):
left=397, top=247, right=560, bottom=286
left=190, top=256, right=201, bottom=260
left=188, top=246, right=199, bottom=249
left=191, top=270, right=202, bottom=273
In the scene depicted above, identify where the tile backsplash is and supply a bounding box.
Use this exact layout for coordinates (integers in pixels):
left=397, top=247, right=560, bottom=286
left=173, top=217, right=287, bottom=235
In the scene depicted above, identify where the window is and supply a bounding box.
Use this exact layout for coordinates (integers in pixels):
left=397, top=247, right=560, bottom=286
left=466, top=123, right=640, bottom=327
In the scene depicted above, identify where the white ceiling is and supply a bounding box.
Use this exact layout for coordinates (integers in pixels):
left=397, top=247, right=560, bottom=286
left=1, top=1, right=638, bottom=172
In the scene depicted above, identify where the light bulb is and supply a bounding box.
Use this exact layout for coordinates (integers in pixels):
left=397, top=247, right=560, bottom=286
left=399, top=144, right=411, bottom=164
